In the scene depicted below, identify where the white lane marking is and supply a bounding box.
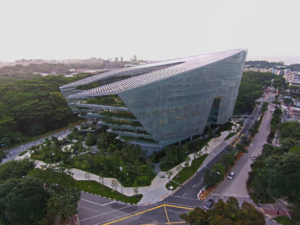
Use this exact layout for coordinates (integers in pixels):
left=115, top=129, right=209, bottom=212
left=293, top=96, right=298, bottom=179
left=210, top=193, right=250, bottom=198
left=81, top=198, right=115, bottom=206
left=192, top=184, right=197, bottom=189
left=80, top=205, right=133, bottom=222
left=171, top=195, right=200, bottom=201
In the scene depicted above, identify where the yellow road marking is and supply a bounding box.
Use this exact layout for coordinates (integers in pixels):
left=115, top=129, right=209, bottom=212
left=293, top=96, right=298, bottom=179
left=103, top=204, right=193, bottom=225
left=103, top=204, right=163, bottom=225
left=164, top=205, right=171, bottom=225
left=163, top=204, right=193, bottom=210
left=165, top=222, right=186, bottom=224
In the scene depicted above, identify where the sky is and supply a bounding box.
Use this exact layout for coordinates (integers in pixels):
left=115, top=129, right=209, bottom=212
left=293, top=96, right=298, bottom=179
left=0, top=0, right=300, bottom=64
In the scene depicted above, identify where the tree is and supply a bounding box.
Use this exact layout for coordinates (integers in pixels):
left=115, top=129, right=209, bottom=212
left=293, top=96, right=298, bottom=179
left=28, top=167, right=80, bottom=219
left=111, top=179, right=119, bottom=191
left=0, top=177, right=49, bottom=225
left=240, top=202, right=265, bottom=225
left=220, top=153, right=235, bottom=171
left=0, top=159, right=35, bottom=183
left=47, top=185, right=80, bottom=219
left=181, top=198, right=265, bottom=225
left=85, top=132, right=96, bottom=146
left=204, top=163, right=225, bottom=188
left=180, top=207, right=208, bottom=225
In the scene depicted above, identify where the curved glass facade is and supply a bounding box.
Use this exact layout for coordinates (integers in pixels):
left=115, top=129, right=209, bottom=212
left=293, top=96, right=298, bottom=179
left=60, top=49, right=247, bottom=148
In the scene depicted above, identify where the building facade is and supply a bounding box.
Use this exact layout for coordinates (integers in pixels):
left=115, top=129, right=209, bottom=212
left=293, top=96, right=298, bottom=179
left=60, top=49, right=247, bottom=148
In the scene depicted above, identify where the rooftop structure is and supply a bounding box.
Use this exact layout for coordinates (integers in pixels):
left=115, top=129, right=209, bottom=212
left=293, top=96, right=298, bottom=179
left=60, top=49, right=247, bottom=149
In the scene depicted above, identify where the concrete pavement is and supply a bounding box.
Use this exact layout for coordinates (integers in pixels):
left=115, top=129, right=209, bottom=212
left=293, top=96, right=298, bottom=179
left=211, top=92, right=275, bottom=200
left=26, top=129, right=237, bottom=206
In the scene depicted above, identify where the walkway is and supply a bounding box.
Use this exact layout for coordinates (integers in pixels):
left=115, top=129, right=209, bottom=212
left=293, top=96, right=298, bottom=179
left=32, top=129, right=239, bottom=205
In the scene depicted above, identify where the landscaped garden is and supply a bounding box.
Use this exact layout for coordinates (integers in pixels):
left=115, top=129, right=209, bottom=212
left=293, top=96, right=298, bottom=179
left=29, top=124, right=155, bottom=187
left=166, top=154, right=207, bottom=190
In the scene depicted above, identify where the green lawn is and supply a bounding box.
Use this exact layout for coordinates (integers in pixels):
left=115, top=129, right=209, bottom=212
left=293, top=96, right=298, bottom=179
left=274, top=216, right=293, bottom=225
left=29, top=168, right=142, bottom=204
left=225, top=132, right=236, bottom=140
left=75, top=180, right=142, bottom=204
left=166, top=154, right=207, bottom=190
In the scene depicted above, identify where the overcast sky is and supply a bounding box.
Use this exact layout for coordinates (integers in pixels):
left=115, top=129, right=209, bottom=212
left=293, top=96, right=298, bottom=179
left=0, top=0, right=300, bottom=64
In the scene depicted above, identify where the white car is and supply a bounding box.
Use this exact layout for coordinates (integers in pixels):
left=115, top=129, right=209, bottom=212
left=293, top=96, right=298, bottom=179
left=227, top=172, right=235, bottom=180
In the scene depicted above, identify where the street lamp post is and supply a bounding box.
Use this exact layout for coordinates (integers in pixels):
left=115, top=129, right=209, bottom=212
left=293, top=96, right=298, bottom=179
left=204, top=165, right=221, bottom=176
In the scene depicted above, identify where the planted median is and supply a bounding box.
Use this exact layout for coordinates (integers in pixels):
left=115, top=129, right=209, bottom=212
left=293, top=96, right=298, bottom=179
left=166, top=154, right=207, bottom=190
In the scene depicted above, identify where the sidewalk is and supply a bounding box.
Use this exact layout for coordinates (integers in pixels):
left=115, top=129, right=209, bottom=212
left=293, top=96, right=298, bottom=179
left=32, top=129, right=238, bottom=205
left=18, top=122, right=241, bottom=205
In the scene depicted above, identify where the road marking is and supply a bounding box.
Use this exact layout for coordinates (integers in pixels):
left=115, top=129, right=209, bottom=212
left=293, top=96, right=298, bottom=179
left=80, top=198, right=115, bottom=206
left=171, top=195, right=199, bottom=201
left=192, top=184, right=197, bottom=189
left=164, top=205, right=171, bottom=225
left=162, top=201, right=198, bottom=209
left=102, top=204, right=194, bottom=225
left=164, top=204, right=193, bottom=210
left=102, top=205, right=163, bottom=225
left=210, top=193, right=251, bottom=198
left=81, top=205, right=132, bottom=222
left=164, top=222, right=186, bottom=224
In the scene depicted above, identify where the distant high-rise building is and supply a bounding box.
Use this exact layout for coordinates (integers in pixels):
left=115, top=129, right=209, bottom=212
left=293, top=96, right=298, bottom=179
left=60, top=49, right=247, bottom=149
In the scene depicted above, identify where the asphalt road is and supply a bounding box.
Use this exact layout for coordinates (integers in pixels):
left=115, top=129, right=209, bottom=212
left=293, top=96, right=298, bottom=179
left=1, top=129, right=72, bottom=163
left=79, top=192, right=192, bottom=225
left=163, top=93, right=265, bottom=206
left=77, top=93, right=269, bottom=225
left=212, top=94, right=275, bottom=200
left=1, top=90, right=278, bottom=224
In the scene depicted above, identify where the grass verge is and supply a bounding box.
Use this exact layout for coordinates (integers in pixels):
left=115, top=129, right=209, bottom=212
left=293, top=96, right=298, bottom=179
left=29, top=168, right=142, bottom=204
left=75, top=180, right=142, bottom=204
left=274, top=216, right=293, bottom=225
left=166, top=154, right=207, bottom=190
left=225, top=132, right=236, bottom=140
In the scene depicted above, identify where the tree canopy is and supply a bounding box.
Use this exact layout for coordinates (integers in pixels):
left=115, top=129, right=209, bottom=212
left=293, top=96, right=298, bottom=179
left=248, top=121, right=300, bottom=224
left=0, top=177, right=49, bottom=225
left=234, top=72, right=276, bottom=114
left=0, top=74, right=89, bottom=149
left=181, top=197, right=265, bottom=225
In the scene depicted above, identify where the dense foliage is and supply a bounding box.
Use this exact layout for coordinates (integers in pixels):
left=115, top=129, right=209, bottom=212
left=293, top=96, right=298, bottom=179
left=0, top=63, right=106, bottom=78
left=204, top=163, right=225, bottom=188
left=245, top=60, right=284, bottom=69
left=0, top=159, right=35, bottom=183
left=0, top=74, right=91, bottom=148
left=203, top=150, right=236, bottom=188
left=31, top=129, right=155, bottom=187
left=268, top=107, right=282, bottom=142
left=234, top=72, right=276, bottom=114
left=181, top=197, right=265, bottom=225
left=0, top=160, right=80, bottom=225
left=248, top=121, right=300, bottom=224
left=0, top=177, right=50, bottom=225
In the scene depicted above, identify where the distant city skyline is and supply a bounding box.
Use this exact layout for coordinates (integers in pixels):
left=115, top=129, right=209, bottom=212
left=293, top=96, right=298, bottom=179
left=0, top=0, right=300, bottom=64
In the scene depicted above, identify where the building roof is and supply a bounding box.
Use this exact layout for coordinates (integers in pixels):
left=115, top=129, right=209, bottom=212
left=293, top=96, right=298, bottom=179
left=63, top=49, right=246, bottom=99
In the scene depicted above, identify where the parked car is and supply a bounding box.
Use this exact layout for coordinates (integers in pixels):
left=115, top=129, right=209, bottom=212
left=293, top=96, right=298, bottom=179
left=227, top=171, right=235, bottom=180
left=203, top=199, right=214, bottom=210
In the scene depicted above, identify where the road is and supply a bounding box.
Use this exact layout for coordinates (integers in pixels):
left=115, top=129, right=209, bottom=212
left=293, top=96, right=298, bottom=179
left=162, top=92, right=266, bottom=206
left=1, top=129, right=73, bottom=163
left=211, top=92, right=275, bottom=200
left=1, top=90, right=278, bottom=224
left=77, top=92, right=273, bottom=225
left=79, top=192, right=192, bottom=225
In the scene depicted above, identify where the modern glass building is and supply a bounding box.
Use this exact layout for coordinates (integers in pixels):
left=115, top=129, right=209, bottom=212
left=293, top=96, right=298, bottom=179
left=60, top=49, right=247, bottom=149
